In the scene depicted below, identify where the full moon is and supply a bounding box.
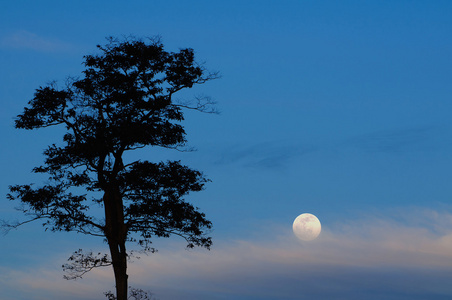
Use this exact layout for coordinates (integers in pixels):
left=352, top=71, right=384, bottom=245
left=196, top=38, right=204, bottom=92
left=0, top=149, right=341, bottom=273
left=292, top=213, right=321, bottom=241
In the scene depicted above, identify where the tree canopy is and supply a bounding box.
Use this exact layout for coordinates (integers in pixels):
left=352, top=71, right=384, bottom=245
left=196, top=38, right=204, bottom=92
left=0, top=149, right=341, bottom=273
left=6, top=36, right=218, bottom=300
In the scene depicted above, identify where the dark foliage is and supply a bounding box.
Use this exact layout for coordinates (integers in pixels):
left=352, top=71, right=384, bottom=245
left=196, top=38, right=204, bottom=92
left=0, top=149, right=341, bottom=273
left=105, top=287, right=158, bottom=300
left=6, top=36, right=218, bottom=300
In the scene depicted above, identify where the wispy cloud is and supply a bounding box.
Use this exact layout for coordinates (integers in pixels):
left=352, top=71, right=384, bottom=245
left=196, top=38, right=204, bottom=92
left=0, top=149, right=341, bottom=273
left=343, top=126, right=438, bottom=153
left=0, top=30, right=73, bottom=53
left=215, top=141, right=317, bottom=169
left=0, top=265, right=110, bottom=300
left=213, top=125, right=451, bottom=171
left=3, top=208, right=451, bottom=299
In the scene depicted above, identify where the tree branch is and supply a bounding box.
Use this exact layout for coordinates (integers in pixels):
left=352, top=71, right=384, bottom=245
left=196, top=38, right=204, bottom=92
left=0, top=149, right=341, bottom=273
left=63, top=249, right=112, bottom=280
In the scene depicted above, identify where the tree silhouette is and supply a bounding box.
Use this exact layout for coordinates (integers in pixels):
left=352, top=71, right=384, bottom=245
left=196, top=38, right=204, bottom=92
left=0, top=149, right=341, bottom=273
left=6, top=36, right=218, bottom=300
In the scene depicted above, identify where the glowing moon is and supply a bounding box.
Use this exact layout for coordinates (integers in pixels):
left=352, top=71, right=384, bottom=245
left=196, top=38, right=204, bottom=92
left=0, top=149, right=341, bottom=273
left=292, top=213, right=321, bottom=241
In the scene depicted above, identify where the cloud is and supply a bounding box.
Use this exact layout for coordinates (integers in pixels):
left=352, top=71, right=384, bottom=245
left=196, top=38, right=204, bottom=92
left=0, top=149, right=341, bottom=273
left=0, top=265, right=110, bottom=300
left=213, top=125, right=451, bottom=171
left=2, top=208, right=452, bottom=299
left=343, top=126, right=438, bottom=153
left=0, top=30, right=73, bottom=52
left=126, top=208, right=452, bottom=299
left=215, top=141, right=317, bottom=169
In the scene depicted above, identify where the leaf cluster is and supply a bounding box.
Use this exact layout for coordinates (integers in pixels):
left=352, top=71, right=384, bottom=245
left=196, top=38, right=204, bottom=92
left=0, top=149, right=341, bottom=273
left=6, top=36, right=217, bottom=252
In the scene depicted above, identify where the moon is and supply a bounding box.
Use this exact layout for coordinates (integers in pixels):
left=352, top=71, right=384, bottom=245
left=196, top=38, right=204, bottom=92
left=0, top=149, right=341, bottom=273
left=292, top=213, right=321, bottom=241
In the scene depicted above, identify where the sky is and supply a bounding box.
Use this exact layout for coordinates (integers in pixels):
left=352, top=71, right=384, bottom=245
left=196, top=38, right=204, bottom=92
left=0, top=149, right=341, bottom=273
left=1, top=1, right=452, bottom=299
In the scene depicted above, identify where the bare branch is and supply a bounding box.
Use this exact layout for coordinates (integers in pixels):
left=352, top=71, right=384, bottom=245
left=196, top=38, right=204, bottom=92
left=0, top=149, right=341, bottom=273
left=1, top=216, right=43, bottom=235
left=173, top=95, right=219, bottom=114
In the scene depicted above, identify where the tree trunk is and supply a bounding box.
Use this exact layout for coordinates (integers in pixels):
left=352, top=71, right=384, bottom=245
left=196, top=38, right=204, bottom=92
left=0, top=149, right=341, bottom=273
left=104, top=189, right=128, bottom=300
left=109, top=239, right=128, bottom=300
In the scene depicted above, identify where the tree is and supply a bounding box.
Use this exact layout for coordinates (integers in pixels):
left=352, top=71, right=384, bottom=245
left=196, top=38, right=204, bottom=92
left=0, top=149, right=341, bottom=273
left=5, top=36, right=218, bottom=300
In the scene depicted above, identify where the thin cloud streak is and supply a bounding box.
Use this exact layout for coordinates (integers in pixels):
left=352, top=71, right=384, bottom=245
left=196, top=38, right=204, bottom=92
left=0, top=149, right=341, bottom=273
left=212, top=125, right=451, bottom=172
left=1, top=30, right=73, bottom=52
left=343, top=125, right=446, bottom=154
left=0, top=266, right=109, bottom=300
left=215, top=141, right=317, bottom=170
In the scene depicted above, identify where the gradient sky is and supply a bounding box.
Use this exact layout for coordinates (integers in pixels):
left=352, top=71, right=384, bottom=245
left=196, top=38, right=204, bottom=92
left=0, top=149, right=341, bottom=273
left=2, top=1, right=452, bottom=299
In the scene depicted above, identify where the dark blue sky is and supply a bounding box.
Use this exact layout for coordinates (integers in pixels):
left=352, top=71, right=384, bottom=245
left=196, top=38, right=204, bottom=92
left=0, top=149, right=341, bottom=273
left=1, top=1, right=452, bottom=299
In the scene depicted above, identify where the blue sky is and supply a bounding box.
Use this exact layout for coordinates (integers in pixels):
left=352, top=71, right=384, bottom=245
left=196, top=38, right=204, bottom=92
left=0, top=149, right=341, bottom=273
left=1, top=1, right=452, bottom=299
